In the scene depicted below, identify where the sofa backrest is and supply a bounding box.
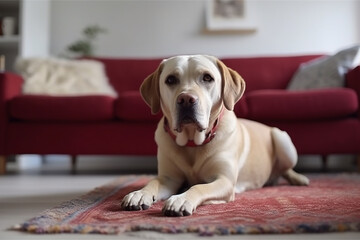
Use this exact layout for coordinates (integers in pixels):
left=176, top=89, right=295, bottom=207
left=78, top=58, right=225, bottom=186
left=221, top=55, right=322, bottom=93
left=93, top=58, right=163, bottom=94
left=93, top=55, right=322, bottom=94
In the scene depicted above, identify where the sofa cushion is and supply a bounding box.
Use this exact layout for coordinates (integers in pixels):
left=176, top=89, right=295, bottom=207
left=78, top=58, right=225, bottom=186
left=246, top=89, right=358, bottom=121
left=115, top=91, right=162, bottom=122
left=16, top=58, right=117, bottom=97
left=10, top=95, right=115, bottom=122
left=287, top=45, right=360, bottom=90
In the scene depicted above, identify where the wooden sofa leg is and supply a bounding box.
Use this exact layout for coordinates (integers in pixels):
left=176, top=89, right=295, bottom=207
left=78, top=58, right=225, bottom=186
left=321, top=155, right=328, bottom=172
left=71, top=155, right=77, bottom=173
left=0, top=155, right=7, bottom=175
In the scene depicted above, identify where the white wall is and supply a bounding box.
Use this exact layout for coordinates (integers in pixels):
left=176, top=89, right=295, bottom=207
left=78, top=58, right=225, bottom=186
left=50, top=0, right=360, bottom=58
left=21, top=0, right=50, bottom=57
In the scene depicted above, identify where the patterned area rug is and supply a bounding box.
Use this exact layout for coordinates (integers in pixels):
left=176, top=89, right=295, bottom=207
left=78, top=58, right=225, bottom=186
left=13, top=174, right=360, bottom=235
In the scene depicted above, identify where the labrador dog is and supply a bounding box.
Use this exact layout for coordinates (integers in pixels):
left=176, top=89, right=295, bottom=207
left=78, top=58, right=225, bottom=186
left=121, top=55, right=309, bottom=216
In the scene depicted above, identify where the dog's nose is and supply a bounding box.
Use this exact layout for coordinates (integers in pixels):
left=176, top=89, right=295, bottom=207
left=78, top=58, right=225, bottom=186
left=177, top=93, right=198, bottom=107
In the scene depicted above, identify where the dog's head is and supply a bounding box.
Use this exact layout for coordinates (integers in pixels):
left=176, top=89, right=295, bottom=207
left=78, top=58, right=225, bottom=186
left=140, top=55, right=245, bottom=146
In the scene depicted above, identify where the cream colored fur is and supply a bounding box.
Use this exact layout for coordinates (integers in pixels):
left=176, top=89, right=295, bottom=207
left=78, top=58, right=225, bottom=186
left=16, top=57, right=117, bottom=97
left=121, top=55, right=309, bottom=217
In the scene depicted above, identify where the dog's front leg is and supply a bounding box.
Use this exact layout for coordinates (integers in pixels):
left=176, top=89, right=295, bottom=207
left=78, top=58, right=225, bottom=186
left=163, top=176, right=234, bottom=216
left=121, top=176, right=180, bottom=211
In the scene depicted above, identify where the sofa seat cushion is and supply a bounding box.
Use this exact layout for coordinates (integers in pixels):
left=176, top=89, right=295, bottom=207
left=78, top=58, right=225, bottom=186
left=246, top=88, right=358, bottom=121
left=10, top=95, right=115, bottom=122
left=115, top=91, right=162, bottom=122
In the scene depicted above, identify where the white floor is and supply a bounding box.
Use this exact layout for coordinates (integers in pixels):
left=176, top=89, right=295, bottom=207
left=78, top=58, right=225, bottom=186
left=0, top=156, right=359, bottom=240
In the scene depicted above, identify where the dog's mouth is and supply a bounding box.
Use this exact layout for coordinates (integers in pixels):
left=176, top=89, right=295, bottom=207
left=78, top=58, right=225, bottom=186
left=174, top=97, right=207, bottom=133
left=175, top=115, right=206, bottom=133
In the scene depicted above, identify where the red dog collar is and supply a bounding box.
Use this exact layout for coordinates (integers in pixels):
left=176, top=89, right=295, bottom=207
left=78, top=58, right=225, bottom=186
left=163, top=108, right=224, bottom=147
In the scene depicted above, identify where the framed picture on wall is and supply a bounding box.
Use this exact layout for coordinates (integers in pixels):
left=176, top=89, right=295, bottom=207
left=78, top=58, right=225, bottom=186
left=205, top=0, right=256, bottom=33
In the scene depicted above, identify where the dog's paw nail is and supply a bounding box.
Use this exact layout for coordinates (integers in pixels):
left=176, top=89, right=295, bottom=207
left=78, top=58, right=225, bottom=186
left=164, top=210, right=172, bottom=216
left=163, top=209, right=190, bottom=217
left=183, top=210, right=191, bottom=216
left=123, top=205, right=140, bottom=211
left=131, top=205, right=141, bottom=211
left=174, top=211, right=183, bottom=217
left=124, top=205, right=132, bottom=211
left=141, top=204, right=149, bottom=210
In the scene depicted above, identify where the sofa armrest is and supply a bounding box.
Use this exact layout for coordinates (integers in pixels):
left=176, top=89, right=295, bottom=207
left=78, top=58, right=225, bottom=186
left=0, top=72, right=23, bottom=153
left=0, top=72, right=23, bottom=100
left=346, top=66, right=360, bottom=118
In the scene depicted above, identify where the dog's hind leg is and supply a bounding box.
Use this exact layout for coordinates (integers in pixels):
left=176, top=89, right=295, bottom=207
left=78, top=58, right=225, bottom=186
left=271, top=128, right=309, bottom=186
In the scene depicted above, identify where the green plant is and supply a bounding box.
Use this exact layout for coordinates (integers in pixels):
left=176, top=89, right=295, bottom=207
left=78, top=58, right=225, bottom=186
left=67, top=25, right=107, bottom=57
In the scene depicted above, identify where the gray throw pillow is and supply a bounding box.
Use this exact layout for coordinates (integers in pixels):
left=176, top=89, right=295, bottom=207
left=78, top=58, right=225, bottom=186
left=287, top=45, right=360, bottom=90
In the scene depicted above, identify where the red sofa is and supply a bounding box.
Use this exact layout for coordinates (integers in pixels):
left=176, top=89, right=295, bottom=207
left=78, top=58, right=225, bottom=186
left=1, top=55, right=359, bottom=174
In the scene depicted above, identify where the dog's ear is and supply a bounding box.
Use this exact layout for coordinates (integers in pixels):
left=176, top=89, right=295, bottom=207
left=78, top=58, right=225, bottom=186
left=140, top=63, right=163, bottom=114
left=217, top=59, right=246, bottom=111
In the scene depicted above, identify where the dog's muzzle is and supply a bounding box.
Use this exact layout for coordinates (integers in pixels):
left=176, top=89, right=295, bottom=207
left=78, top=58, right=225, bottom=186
left=175, top=93, right=203, bottom=132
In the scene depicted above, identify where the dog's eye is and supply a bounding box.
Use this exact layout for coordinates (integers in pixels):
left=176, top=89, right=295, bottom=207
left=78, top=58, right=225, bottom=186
left=203, top=74, right=214, bottom=83
left=165, top=75, right=179, bottom=85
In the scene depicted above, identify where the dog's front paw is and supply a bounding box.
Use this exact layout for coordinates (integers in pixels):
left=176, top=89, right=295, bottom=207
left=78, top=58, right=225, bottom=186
left=162, top=194, right=195, bottom=217
left=121, top=190, right=155, bottom=211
